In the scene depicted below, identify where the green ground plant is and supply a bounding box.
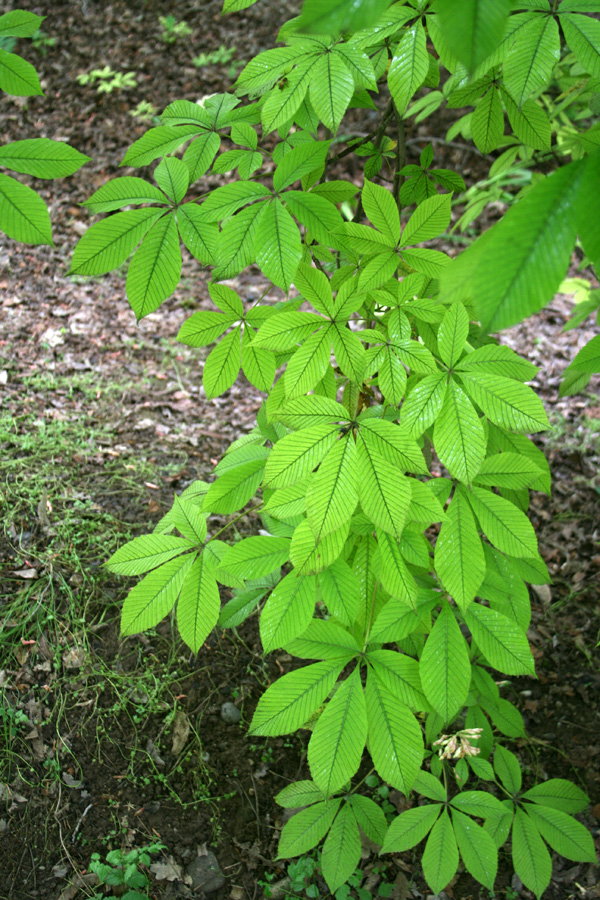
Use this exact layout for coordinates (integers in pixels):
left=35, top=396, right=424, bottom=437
left=88, top=842, right=165, bottom=900
left=2, top=2, right=600, bottom=898
left=76, top=66, right=138, bottom=93
left=158, top=15, right=192, bottom=44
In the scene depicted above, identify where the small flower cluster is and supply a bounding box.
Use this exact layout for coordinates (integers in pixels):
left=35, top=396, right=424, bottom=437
left=433, top=728, right=483, bottom=759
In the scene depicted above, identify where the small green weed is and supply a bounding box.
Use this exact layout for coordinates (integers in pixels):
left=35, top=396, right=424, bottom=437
left=159, top=15, right=192, bottom=43
left=129, top=100, right=159, bottom=122
left=89, top=842, right=165, bottom=900
left=31, top=29, right=56, bottom=55
left=76, top=66, right=137, bottom=93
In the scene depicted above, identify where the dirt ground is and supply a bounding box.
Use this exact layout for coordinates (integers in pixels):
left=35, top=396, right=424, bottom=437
left=0, top=2, right=599, bottom=899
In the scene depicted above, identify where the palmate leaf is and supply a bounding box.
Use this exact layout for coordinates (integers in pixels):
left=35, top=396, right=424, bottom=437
left=273, top=141, right=330, bottom=191
left=388, top=22, right=428, bottom=116
left=420, top=602, right=471, bottom=723
left=433, top=379, right=486, bottom=484
left=471, top=87, right=504, bottom=154
left=260, top=571, right=316, bottom=653
left=183, top=131, right=221, bottom=182
left=504, top=15, right=560, bottom=106
left=253, top=310, right=324, bottom=351
left=306, top=434, right=358, bottom=540
left=0, top=139, right=90, bottom=178
left=435, top=487, right=485, bottom=611
left=153, top=157, right=189, bottom=205
left=203, top=327, right=242, bottom=399
left=263, top=423, right=339, bottom=489
left=0, top=10, right=45, bottom=39
left=261, top=57, right=314, bottom=133
left=438, top=302, right=469, bottom=368
left=241, top=330, right=276, bottom=392
left=177, top=310, right=235, bottom=348
left=274, top=396, right=348, bottom=430
left=285, top=619, right=360, bottom=661
left=502, top=93, right=551, bottom=151
left=466, top=604, right=535, bottom=675
left=366, top=669, right=424, bottom=793
left=468, top=486, right=537, bottom=558
left=106, top=534, right=196, bottom=576
left=434, top=0, right=511, bottom=72
left=521, top=779, right=589, bottom=814
left=204, top=458, right=265, bottom=515
left=367, top=649, right=428, bottom=712
left=561, top=12, right=600, bottom=77
left=455, top=344, right=538, bottom=381
left=565, top=333, right=600, bottom=375
left=527, top=804, right=596, bottom=863
left=290, top=519, right=349, bottom=575
left=177, top=554, right=220, bottom=652
left=319, top=559, right=361, bottom=626
left=255, top=199, right=302, bottom=291
left=250, top=660, right=346, bottom=736
left=276, top=780, right=325, bottom=809
left=360, top=417, right=428, bottom=474
left=70, top=208, right=163, bottom=276
left=377, top=531, right=418, bottom=608
left=382, top=803, right=442, bottom=853
left=176, top=202, right=219, bottom=265
left=121, top=553, right=196, bottom=636
left=286, top=190, right=344, bottom=245
left=126, top=212, right=182, bottom=319
left=0, top=174, right=52, bottom=245
left=121, top=125, right=204, bottom=167
left=512, top=808, right=552, bottom=900
left=356, top=435, right=412, bottom=536
left=362, top=179, right=400, bottom=245
left=348, top=795, right=387, bottom=844
left=308, top=667, right=367, bottom=795
left=199, top=181, right=271, bottom=222
left=441, top=158, right=585, bottom=332
left=321, top=804, right=362, bottom=893
left=284, top=327, right=331, bottom=399
left=451, top=808, right=498, bottom=891
left=217, top=535, right=290, bottom=584
left=212, top=201, right=266, bottom=279
left=400, top=193, right=452, bottom=247
left=297, top=0, right=390, bottom=37
left=399, top=373, right=447, bottom=436
left=422, top=809, right=459, bottom=896
left=83, top=176, right=168, bottom=213
left=368, top=596, right=430, bottom=644
left=170, top=495, right=207, bottom=543
left=0, top=47, right=43, bottom=96
left=459, top=372, right=549, bottom=433
left=310, top=52, right=355, bottom=132
left=277, top=799, right=341, bottom=858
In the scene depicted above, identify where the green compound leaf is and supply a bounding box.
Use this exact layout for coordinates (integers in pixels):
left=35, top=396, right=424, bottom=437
left=504, top=14, right=560, bottom=106
left=176, top=202, right=219, bottom=265
left=183, top=131, right=221, bottom=182
left=377, top=532, right=418, bottom=608
left=467, top=486, right=538, bottom=558
left=466, top=604, right=535, bottom=676
left=263, top=423, right=339, bottom=489
left=512, top=808, right=552, bottom=900
left=472, top=87, right=504, bottom=154
left=566, top=333, right=600, bottom=375
left=0, top=10, right=45, bottom=39
left=154, top=157, right=189, bottom=204
left=70, top=208, right=163, bottom=276
left=121, top=125, right=203, bottom=167
left=382, top=803, right=442, bottom=853
left=451, top=808, right=498, bottom=891
left=366, top=669, right=424, bottom=794
left=204, top=458, right=265, bottom=515
left=442, top=159, right=585, bottom=332
left=83, top=176, right=168, bottom=213
left=261, top=57, right=314, bottom=134
left=450, top=790, right=507, bottom=818
left=250, top=660, right=345, bottom=737
left=434, top=0, right=511, bottom=72
left=106, top=534, right=196, bottom=576
left=455, top=344, right=538, bottom=381
left=284, top=326, right=331, bottom=399
left=420, top=601, right=471, bottom=723
left=318, top=559, right=361, bottom=626
left=438, top=302, right=469, bottom=368
left=177, top=554, right=220, bottom=652
left=435, top=487, right=485, bottom=611
left=126, top=211, right=182, bottom=319
left=400, top=193, right=452, bottom=247
left=277, top=798, right=341, bottom=858
left=347, top=795, right=388, bottom=845
left=273, top=140, right=330, bottom=191
left=203, top=327, right=242, bottom=399
left=356, top=433, right=412, bottom=537
left=242, top=331, right=276, bottom=392
left=388, top=22, right=429, bottom=116
left=286, top=191, right=344, bottom=246
left=255, top=199, right=302, bottom=291
left=310, top=52, right=354, bottom=132
left=170, top=495, right=208, bottom=543
left=459, top=372, right=549, bottom=433
left=526, top=805, right=596, bottom=863
left=399, top=373, right=447, bottom=436
left=0, top=47, right=43, bottom=95
left=434, top=379, right=486, bottom=484
left=321, top=804, right=362, bottom=893
left=521, top=779, right=589, bottom=814
left=422, top=809, right=459, bottom=896
left=217, top=535, right=290, bottom=584
left=561, top=12, right=600, bottom=77
left=199, top=181, right=271, bottom=222
left=367, top=649, right=428, bottom=712
left=260, top=571, right=316, bottom=654
left=297, top=0, right=390, bottom=37
left=275, top=780, right=325, bottom=809
left=308, top=667, right=367, bottom=795
left=362, top=179, right=400, bottom=245
left=0, top=139, right=89, bottom=178
left=494, top=744, right=522, bottom=794
left=0, top=174, right=52, bottom=245
left=306, top=434, right=358, bottom=541
left=285, top=619, right=360, bottom=661
left=177, top=310, right=235, bottom=348
left=121, top=553, right=196, bottom=637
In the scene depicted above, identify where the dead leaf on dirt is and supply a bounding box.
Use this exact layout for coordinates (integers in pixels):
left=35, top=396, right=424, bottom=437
left=391, top=872, right=410, bottom=900
left=57, top=872, right=99, bottom=900
left=12, top=568, right=39, bottom=579
left=150, top=856, right=187, bottom=882
left=171, top=710, right=190, bottom=756
left=0, top=370, right=7, bottom=385
left=135, top=418, right=155, bottom=430
left=62, top=646, right=86, bottom=669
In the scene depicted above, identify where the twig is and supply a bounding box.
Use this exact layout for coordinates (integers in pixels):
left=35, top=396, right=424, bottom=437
left=353, top=97, right=396, bottom=223
left=406, top=136, right=486, bottom=157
